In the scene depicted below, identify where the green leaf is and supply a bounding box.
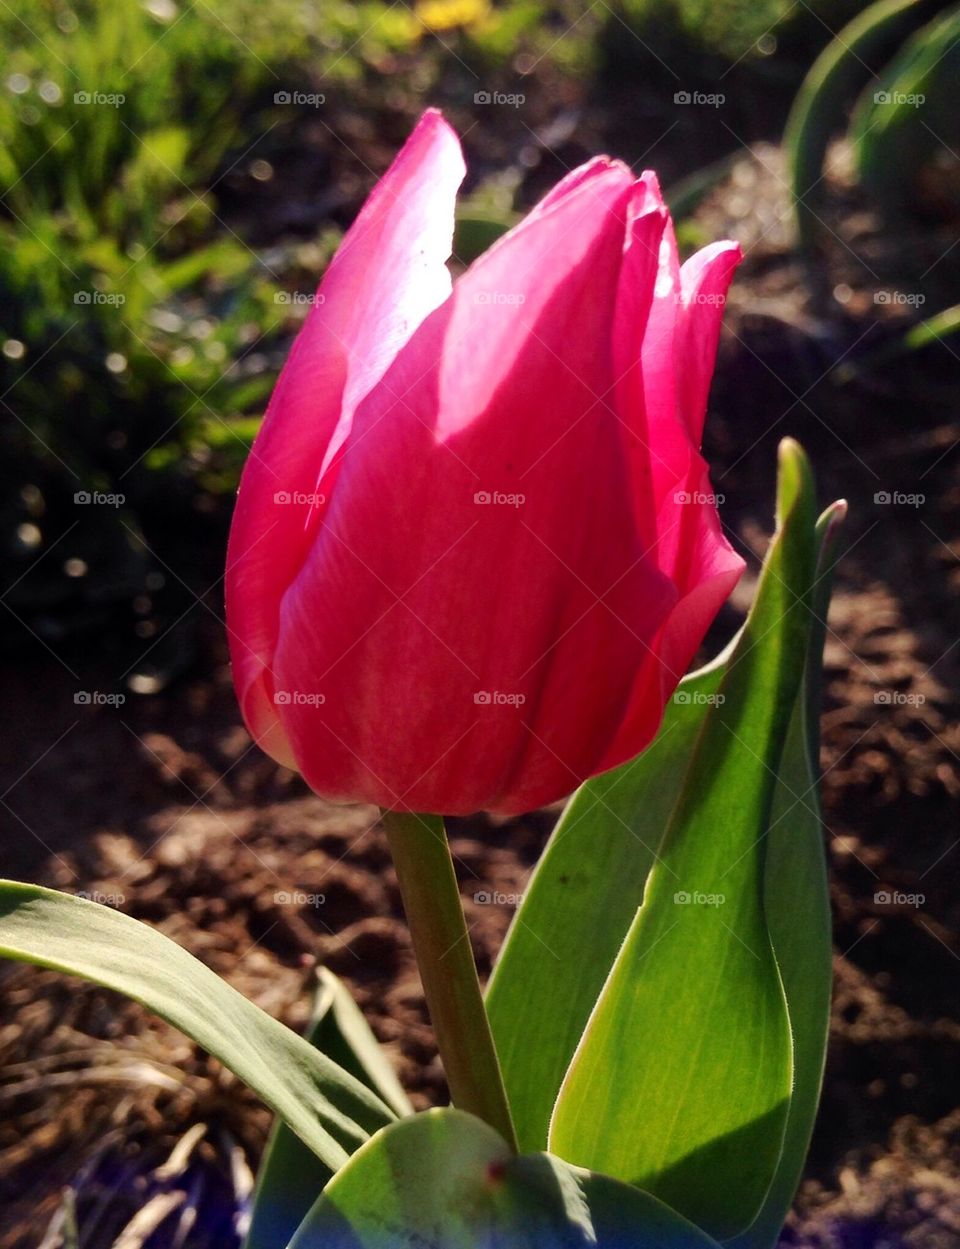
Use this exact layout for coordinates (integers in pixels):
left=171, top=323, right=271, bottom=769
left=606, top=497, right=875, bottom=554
left=245, top=968, right=412, bottom=1249
left=288, top=1107, right=720, bottom=1248
left=485, top=656, right=728, bottom=1154
left=782, top=0, right=926, bottom=251
left=0, top=883, right=396, bottom=1175
left=726, top=500, right=845, bottom=1249
left=545, top=440, right=820, bottom=1239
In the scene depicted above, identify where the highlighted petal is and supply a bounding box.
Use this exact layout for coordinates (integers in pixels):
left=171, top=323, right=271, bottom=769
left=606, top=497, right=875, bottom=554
left=226, top=110, right=465, bottom=766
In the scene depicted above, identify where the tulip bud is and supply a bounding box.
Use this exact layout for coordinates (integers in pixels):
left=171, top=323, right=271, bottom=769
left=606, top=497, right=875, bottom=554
left=226, top=109, right=744, bottom=816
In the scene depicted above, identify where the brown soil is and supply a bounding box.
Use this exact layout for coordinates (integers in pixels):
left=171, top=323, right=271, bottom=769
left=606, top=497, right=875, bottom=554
left=2, top=145, right=959, bottom=1248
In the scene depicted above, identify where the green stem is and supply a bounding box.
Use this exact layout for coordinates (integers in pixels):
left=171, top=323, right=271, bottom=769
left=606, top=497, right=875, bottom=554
left=381, top=809, right=518, bottom=1152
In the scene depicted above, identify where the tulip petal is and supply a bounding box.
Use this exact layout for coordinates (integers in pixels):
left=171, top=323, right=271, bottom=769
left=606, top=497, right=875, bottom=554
left=612, top=176, right=669, bottom=548
left=226, top=110, right=465, bottom=765
left=596, top=217, right=744, bottom=774
left=273, top=165, right=678, bottom=814
left=677, top=240, right=742, bottom=443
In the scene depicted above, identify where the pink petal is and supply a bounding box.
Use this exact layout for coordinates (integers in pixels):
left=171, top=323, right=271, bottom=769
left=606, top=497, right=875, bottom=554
left=677, top=241, right=742, bottom=444
left=272, top=163, right=677, bottom=814
left=225, top=110, right=465, bottom=765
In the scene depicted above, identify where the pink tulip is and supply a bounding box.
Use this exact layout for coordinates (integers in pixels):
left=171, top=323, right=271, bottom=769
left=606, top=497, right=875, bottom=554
left=225, top=109, right=744, bottom=817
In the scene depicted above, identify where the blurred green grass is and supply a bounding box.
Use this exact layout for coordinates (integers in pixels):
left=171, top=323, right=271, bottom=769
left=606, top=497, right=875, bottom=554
left=2, top=0, right=957, bottom=665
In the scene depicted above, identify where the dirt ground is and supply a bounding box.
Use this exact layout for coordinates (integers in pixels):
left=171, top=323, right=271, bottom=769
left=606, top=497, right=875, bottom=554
left=2, top=135, right=960, bottom=1246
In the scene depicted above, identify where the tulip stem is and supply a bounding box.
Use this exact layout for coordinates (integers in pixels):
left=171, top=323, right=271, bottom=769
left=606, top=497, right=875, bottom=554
left=381, top=809, right=518, bottom=1152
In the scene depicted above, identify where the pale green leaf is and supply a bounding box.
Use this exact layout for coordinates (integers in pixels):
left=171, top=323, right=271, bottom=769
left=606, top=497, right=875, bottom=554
left=726, top=500, right=845, bottom=1249
left=547, top=441, right=819, bottom=1239
left=245, top=967, right=412, bottom=1249
left=289, top=1107, right=719, bottom=1248
left=0, top=883, right=395, bottom=1174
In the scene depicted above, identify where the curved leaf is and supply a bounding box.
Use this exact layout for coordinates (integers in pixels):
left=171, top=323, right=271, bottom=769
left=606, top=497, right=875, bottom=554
left=244, top=967, right=412, bottom=1249
left=547, top=440, right=819, bottom=1240
left=726, top=500, right=845, bottom=1249
left=485, top=655, right=727, bottom=1153
left=0, top=883, right=395, bottom=1175
left=289, top=1107, right=719, bottom=1248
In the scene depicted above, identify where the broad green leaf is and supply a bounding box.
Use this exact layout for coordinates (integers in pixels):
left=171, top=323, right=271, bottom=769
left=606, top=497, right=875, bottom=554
left=548, top=441, right=819, bottom=1239
left=0, top=883, right=395, bottom=1175
left=485, top=654, right=728, bottom=1154
left=727, top=501, right=845, bottom=1249
left=245, top=968, right=412, bottom=1249
left=289, top=1107, right=720, bottom=1248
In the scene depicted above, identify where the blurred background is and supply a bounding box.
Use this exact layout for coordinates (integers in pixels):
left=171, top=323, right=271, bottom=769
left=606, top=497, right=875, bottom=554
left=1, top=0, right=959, bottom=1244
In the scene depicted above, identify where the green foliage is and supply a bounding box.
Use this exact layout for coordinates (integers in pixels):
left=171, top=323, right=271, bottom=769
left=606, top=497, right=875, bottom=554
left=489, top=442, right=840, bottom=1245
left=613, top=0, right=870, bottom=62
left=727, top=500, right=844, bottom=1249
left=851, top=4, right=960, bottom=218
left=245, top=968, right=413, bottom=1249
left=0, top=882, right=397, bottom=1170
left=784, top=0, right=960, bottom=248
left=0, top=444, right=842, bottom=1247
left=288, top=1108, right=720, bottom=1248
